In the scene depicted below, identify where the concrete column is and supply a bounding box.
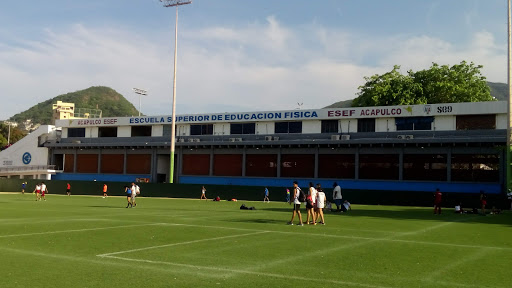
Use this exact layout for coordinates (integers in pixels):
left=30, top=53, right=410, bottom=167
left=355, top=147, right=360, bottom=180
left=398, top=148, right=404, bottom=181
left=314, top=147, right=319, bottom=178
left=242, top=147, right=247, bottom=177
left=209, top=147, right=214, bottom=176
left=447, top=148, right=452, bottom=182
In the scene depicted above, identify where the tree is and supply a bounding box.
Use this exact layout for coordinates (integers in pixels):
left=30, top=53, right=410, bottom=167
left=352, top=61, right=494, bottom=107
left=0, top=123, right=27, bottom=150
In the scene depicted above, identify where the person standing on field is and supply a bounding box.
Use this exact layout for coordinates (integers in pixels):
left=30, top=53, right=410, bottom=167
left=200, top=186, right=207, bottom=200
left=131, top=183, right=138, bottom=207
left=40, top=182, right=47, bottom=201
left=288, top=181, right=304, bottom=226
left=125, top=186, right=133, bottom=208
left=34, top=183, right=41, bottom=201
left=434, top=188, right=442, bottom=215
left=66, top=183, right=71, bottom=196
left=315, top=183, right=326, bottom=225
left=21, top=182, right=26, bottom=194
left=102, top=183, right=108, bottom=198
left=332, top=182, right=342, bottom=212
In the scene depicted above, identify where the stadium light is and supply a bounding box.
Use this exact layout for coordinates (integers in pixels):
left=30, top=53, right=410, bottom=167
left=132, top=88, right=147, bottom=117
left=161, top=0, right=192, bottom=183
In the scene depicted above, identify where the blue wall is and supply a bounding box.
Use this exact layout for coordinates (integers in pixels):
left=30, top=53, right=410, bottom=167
left=179, top=176, right=501, bottom=194
left=52, top=173, right=151, bottom=183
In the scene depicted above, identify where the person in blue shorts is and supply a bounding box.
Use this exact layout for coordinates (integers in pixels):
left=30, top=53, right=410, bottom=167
left=125, top=186, right=133, bottom=208
left=263, top=187, right=270, bottom=203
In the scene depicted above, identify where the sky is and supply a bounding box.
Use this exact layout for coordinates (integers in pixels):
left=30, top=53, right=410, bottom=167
left=0, top=0, right=508, bottom=120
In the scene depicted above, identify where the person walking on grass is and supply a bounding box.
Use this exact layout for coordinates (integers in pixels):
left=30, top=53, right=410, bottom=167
left=480, top=190, right=487, bottom=215
left=305, top=182, right=316, bottom=225
left=21, top=182, right=26, bottom=194
left=131, top=183, right=140, bottom=207
left=333, top=182, right=342, bottom=212
left=34, top=183, right=41, bottom=201
left=288, top=181, right=304, bottom=226
left=263, top=187, right=270, bottom=203
left=125, top=186, right=133, bottom=208
left=434, top=188, right=442, bottom=215
left=200, top=186, right=207, bottom=200
left=102, top=183, right=108, bottom=198
left=315, top=184, right=326, bottom=225
left=286, top=188, right=291, bottom=204
left=66, top=183, right=71, bottom=196
left=40, top=182, right=48, bottom=201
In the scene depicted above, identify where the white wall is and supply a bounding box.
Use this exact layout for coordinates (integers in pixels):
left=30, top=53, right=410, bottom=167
left=152, top=125, right=163, bottom=137
left=340, top=119, right=357, bottom=133
left=375, top=118, right=396, bottom=132
left=61, top=128, right=68, bottom=138
left=85, top=127, right=98, bottom=138
left=214, top=123, right=230, bottom=135
left=433, top=115, right=456, bottom=131
left=0, top=125, right=53, bottom=168
left=256, top=122, right=275, bottom=135
left=118, top=126, right=131, bottom=137
left=496, top=114, right=507, bottom=129
left=302, top=120, right=321, bottom=134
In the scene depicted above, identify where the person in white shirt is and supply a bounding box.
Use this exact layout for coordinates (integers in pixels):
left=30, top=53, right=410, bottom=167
left=332, top=182, right=342, bottom=212
left=131, top=183, right=138, bottom=207
left=315, top=183, right=326, bottom=225
left=200, top=186, right=207, bottom=200
left=34, top=184, right=41, bottom=201
left=306, top=182, right=317, bottom=225
left=287, top=181, right=304, bottom=226
left=40, top=182, right=47, bottom=201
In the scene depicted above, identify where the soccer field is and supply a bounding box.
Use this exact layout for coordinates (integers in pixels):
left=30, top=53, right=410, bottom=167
left=0, top=193, right=511, bottom=288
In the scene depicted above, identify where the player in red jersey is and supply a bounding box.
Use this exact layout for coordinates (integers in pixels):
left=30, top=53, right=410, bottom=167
left=434, top=188, right=442, bottom=214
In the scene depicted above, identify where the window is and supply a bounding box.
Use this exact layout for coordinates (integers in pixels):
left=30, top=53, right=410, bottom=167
left=456, top=115, right=495, bottom=130
left=275, top=122, right=302, bottom=134
left=451, top=154, right=499, bottom=182
left=98, top=127, right=117, bottom=137
left=396, top=117, right=434, bottom=131
left=359, top=154, right=399, bottom=180
left=230, top=123, right=256, bottom=135
left=403, top=154, right=447, bottom=181
left=190, top=124, right=213, bottom=135
left=131, top=126, right=152, bottom=137
left=321, top=120, right=339, bottom=133
left=357, top=118, right=375, bottom=132
left=68, top=128, right=85, bottom=137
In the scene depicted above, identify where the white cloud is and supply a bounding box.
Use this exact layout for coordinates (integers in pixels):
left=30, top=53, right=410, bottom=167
left=0, top=18, right=506, bottom=121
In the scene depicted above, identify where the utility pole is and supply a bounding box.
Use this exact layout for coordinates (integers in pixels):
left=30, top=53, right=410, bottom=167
left=161, top=0, right=191, bottom=183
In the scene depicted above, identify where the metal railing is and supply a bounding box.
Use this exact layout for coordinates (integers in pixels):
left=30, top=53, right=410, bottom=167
left=0, top=165, right=57, bottom=173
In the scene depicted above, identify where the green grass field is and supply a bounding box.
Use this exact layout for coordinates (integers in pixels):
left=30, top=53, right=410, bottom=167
left=0, top=193, right=511, bottom=288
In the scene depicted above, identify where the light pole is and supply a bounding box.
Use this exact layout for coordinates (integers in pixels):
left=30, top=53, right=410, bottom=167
left=507, top=0, right=512, bottom=192
left=161, top=0, right=191, bottom=183
left=132, top=88, right=147, bottom=116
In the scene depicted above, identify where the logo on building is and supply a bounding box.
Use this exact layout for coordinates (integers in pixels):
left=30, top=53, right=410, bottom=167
left=22, top=152, right=31, bottom=165
left=424, top=105, right=432, bottom=115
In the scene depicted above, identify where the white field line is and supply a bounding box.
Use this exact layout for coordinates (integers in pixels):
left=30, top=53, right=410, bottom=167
left=0, top=223, right=162, bottom=239
left=153, top=222, right=512, bottom=251
left=100, top=255, right=393, bottom=288
left=423, top=249, right=491, bottom=282
left=97, top=231, right=269, bottom=257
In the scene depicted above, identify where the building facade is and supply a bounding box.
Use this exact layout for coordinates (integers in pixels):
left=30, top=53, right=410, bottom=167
left=48, top=101, right=506, bottom=194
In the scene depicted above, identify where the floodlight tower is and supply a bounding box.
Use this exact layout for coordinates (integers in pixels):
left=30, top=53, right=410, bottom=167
left=132, top=88, right=147, bottom=116
left=161, top=0, right=191, bottom=183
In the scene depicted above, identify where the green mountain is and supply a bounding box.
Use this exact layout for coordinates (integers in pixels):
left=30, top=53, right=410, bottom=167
left=9, top=86, right=139, bottom=125
left=324, top=81, right=507, bottom=108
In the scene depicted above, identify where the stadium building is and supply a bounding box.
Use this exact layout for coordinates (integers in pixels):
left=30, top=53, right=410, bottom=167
left=22, top=100, right=504, bottom=195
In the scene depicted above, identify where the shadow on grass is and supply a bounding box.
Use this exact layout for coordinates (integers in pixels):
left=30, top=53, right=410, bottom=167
left=257, top=206, right=512, bottom=227
left=227, top=218, right=288, bottom=225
